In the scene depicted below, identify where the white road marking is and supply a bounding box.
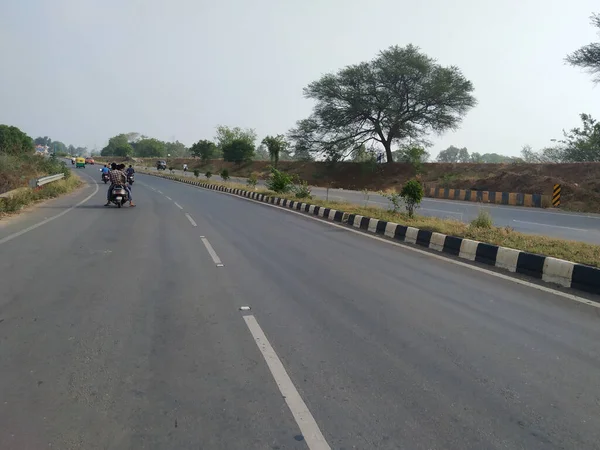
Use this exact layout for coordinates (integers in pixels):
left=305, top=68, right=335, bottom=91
left=200, top=236, right=223, bottom=266
left=420, top=207, right=464, bottom=218
left=512, top=220, right=589, bottom=232
left=165, top=196, right=172, bottom=201
left=157, top=190, right=163, bottom=194
left=189, top=183, right=600, bottom=309
left=0, top=171, right=99, bottom=246
left=174, top=202, right=183, bottom=210
left=243, top=315, right=331, bottom=450
left=185, top=213, right=197, bottom=227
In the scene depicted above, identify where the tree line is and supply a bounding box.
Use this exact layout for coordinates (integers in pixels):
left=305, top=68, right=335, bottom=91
left=100, top=11, right=599, bottom=165
left=32, top=136, right=87, bottom=156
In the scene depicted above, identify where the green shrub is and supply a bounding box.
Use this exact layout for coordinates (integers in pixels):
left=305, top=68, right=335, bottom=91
left=220, top=169, right=230, bottom=181
left=293, top=180, right=312, bottom=199
left=266, top=167, right=293, bottom=193
left=205, top=171, right=212, bottom=180
left=382, top=191, right=402, bottom=213
left=247, top=173, right=258, bottom=189
left=193, top=168, right=200, bottom=178
left=470, top=210, right=493, bottom=229
left=400, top=179, right=424, bottom=218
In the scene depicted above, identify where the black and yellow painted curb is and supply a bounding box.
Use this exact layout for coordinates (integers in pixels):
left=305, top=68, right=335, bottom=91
left=552, top=184, right=561, bottom=207
left=425, top=186, right=551, bottom=208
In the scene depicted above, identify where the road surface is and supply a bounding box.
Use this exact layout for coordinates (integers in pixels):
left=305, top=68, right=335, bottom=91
left=159, top=166, right=600, bottom=244
left=1, top=165, right=600, bottom=449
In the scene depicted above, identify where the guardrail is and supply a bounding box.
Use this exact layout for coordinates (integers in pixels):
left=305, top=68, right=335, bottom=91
left=28, top=173, right=65, bottom=188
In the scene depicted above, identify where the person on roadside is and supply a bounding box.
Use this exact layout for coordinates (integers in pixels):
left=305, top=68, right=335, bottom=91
left=183, top=163, right=188, bottom=173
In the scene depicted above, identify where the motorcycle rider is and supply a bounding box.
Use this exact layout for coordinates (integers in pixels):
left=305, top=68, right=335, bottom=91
left=126, top=164, right=135, bottom=181
left=105, top=163, right=135, bottom=207
left=101, top=164, right=110, bottom=181
left=118, top=164, right=135, bottom=204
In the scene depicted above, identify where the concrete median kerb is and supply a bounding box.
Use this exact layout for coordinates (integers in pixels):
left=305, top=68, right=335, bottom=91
left=145, top=171, right=600, bottom=297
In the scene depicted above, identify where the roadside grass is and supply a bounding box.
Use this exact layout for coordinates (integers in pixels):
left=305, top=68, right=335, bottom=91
left=145, top=171, right=600, bottom=267
left=0, top=176, right=81, bottom=215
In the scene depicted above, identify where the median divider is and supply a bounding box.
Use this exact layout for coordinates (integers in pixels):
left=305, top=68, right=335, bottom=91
left=141, top=171, right=600, bottom=298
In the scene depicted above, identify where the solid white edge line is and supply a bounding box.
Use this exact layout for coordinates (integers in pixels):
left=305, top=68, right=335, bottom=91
left=512, top=219, right=589, bottom=232
left=200, top=237, right=223, bottom=266
left=243, top=315, right=331, bottom=450
left=0, top=171, right=99, bottom=246
left=185, top=213, right=197, bottom=227
left=174, top=179, right=600, bottom=309
left=174, top=202, right=183, bottom=210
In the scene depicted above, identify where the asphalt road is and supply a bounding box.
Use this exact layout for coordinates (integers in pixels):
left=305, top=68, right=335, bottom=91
left=1, top=165, right=600, bottom=449
left=160, top=166, right=600, bottom=244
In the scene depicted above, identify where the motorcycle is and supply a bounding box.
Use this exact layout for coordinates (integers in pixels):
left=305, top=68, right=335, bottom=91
left=108, top=184, right=129, bottom=208
left=127, top=173, right=134, bottom=186
left=102, top=173, right=110, bottom=184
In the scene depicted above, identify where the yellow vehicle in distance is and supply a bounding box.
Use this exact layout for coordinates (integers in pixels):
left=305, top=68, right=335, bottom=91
left=75, top=157, right=86, bottom=168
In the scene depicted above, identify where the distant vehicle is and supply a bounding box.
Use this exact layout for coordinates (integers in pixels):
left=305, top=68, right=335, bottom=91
left=85, top=157, right=95, bottom=165
left=75, top=157, right=86, bottom=168
left=156, top=160, right=167, bottom=170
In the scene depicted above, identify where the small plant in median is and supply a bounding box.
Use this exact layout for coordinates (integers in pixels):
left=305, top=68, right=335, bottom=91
left=470, top=209, right=493, bottom=229
left=169, top=166, right=174, bottom=174
left=193, top=168, right=200, bottom=178
left=382, top=190, right=403, bottom=213
left=247, top=173, right=258, bottom=189
left=362, top=188, right=370, bottom=207
left=292, top=180, right=312, bottom=199
left=400, top=179, right=424, bottom=218
left=205, top=171, right=212, bottom=180
left=220, top=169, right=230, bottom=181
left=266, top=167, right=293, bottom=193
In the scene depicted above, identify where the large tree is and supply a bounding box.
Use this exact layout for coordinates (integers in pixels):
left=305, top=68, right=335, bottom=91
left=566, top=13, right=600, bottom=84
left=436, top=145, right=470, bottom=163
left=101, top=134, right=133, bottom=157
left=215, top=126, right=256, bottom=149
left=190, top=139, right=217, bottom=161
left=135, top=138, right=166, bottom=157
left=34, top=136, right=52, bottom=147
left=559, top=113, right=600, bottom=162
left=222, top=139, right=254, bottom=163
left=165, top=140, right=188, bottom=157
left=261, top=134, right=288, bottom=166
left=0, top=125, right=33, bottom=155
left=289, top=44, right=476, bottom=163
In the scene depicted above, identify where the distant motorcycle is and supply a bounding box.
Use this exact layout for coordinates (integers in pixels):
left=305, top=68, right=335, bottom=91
left=127, top=173, right=134, bottom=186
left=102, top=173, right=110, bottom=184
left=108, top=184, right=129, bottom=208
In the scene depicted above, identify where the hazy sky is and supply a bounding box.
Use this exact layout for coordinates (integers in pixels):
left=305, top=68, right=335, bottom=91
left=1, top=0, right=599, bottom=157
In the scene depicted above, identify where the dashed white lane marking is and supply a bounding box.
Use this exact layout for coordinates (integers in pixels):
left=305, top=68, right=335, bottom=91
left=512, top=220, right=589, bottom=232
left=157, top=190, right=163, bottom=194
left=0, top=171, right=99, bottom=246
left=243, top=315, right=331, bottom=450
left=165, top=195, right=172, bottom=201
left=200, top=236, right=223, bottom=266
left=191, top=184, right=600, bottom=309
left=185, top=213, right=197, bottom=227
left=174, top=202, right=183, bottom=210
